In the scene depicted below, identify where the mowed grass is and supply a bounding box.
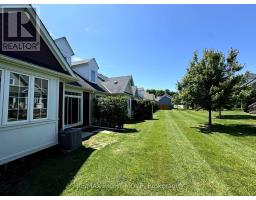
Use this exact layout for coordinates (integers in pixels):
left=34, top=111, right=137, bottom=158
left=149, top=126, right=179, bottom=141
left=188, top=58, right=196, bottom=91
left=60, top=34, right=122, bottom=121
left=1, top=110, right=256, bottom=195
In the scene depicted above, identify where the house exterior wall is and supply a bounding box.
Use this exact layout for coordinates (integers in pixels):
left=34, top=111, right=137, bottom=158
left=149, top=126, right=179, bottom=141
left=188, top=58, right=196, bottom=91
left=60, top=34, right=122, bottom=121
left=125, top=82, right=133, bottom=95
left=72, top=60, right=99, bottom=84
left=0, top=61, right=60, bottom=165
left=138, top=89, right=145, bottom=98
left=0, top=13, right=69, bottom=76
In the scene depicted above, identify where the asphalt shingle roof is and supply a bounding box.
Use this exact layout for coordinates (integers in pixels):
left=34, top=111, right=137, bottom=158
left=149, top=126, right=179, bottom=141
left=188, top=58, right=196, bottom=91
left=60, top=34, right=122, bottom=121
left=73, top=71, right=107, bottom=93
left=100, top=75, right=133, bottom=94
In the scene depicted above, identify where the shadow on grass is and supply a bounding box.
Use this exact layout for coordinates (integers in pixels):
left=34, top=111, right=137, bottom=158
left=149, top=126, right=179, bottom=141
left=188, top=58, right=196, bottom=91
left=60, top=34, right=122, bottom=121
left=111, top=128, right=138, bottom=134
left=0, top=146, right=94, bottom=195
left=216, top=115, right=256, bottom=120
left=126, top=118, right=159, bottom=125
left=192, top=123, right=256, bottom=136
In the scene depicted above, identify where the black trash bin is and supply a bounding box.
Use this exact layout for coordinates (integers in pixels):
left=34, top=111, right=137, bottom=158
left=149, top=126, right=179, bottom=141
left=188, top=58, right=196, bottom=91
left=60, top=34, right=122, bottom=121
left=59, top=128, right=82, bottom=151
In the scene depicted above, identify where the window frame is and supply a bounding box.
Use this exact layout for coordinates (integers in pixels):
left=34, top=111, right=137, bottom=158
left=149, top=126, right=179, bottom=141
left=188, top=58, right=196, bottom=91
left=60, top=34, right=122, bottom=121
left=91, top=70, right=96, bottom=83
left=64, top=90, right=83, bottom=129
left=4, top=70, right=31, bottom=125
left=32, top=76, right=49, bottom=121
left=9, top=78, right=15, bottom=86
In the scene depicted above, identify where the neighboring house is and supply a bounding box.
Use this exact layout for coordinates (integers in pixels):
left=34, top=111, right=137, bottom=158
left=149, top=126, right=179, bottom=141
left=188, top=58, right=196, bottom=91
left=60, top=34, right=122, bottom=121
left=0, top=6, right=78, bottom=165
left=131, top=86, right=139, bottom=98
left=137, top=87, right=145, bottom=99
left=156, top=94, right=172, bottom=110
left=137, top=87, right=155, bottom=101
left=98, top=74, right=135, bottom=118
left=144, top=92, right=155, bottom=101
left=70, top=58, right=108, bottom=126
left=245, top=72, right=256, bottom=89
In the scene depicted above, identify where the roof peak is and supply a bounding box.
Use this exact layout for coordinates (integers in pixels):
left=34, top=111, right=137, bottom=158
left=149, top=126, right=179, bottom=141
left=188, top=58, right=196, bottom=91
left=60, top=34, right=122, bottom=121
left=71, top=58, right=93, bottom=66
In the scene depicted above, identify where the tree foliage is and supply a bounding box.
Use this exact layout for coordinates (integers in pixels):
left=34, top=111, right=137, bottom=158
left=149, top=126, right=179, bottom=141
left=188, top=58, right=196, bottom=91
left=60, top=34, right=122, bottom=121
left=146, top=89, right=176, bottom=97
left=172, top=92, right=182, bottom=106
left=179, top=48, right=244, bottom=127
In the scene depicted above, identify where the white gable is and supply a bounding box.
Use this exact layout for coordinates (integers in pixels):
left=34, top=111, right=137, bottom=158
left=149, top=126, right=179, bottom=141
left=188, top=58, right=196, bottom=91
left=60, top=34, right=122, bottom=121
left=71, top=58, right=99, bottom=83
left=54, top=37, right=74, bottom=65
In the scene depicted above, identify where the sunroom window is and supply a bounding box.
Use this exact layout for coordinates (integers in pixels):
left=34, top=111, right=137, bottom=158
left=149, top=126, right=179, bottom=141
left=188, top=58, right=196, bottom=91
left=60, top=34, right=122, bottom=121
left=8, top=72, right=29, bottom=122
left=33, top=78, right=48, bottom=119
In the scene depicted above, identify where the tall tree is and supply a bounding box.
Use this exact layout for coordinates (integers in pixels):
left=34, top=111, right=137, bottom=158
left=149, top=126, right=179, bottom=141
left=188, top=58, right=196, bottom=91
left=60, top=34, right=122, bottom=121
left=179, top=49, right=244, bottom=128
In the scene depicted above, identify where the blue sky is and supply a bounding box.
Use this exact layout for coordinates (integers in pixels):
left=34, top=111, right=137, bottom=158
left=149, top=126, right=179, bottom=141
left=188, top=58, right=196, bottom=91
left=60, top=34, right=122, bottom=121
left=37, top=4, right=256, bottom=91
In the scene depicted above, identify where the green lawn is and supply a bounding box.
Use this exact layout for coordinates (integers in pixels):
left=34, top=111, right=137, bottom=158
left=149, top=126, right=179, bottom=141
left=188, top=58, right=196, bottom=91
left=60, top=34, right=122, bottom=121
left=1, top=110, right=256, bottom=195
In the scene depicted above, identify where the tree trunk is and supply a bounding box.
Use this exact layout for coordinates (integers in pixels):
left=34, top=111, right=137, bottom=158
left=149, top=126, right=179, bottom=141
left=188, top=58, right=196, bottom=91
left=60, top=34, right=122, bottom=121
left=218, top=108, right=222, bottom=119
left=208, top=109, right=212, bottom=129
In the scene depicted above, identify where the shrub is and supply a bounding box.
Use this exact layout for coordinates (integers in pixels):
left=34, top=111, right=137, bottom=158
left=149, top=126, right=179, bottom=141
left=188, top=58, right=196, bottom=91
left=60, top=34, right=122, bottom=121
left=152, top=101, right=158, bottom=113
left=133, top=99, right=153, bottom=120
left=92, top=95, right=128, bottom=128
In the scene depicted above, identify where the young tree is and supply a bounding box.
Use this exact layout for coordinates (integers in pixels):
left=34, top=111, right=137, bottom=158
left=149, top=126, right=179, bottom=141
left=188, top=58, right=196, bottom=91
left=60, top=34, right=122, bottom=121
left=212, top=49, right=244, bottom=118
left=172, top=92, right=181, bottom=108
left=179, top=49, right=244, bottom=128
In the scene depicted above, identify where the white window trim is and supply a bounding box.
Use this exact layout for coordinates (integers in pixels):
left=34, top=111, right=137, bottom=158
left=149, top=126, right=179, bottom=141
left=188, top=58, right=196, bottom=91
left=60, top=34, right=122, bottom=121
left=3, top=70, right=31, bottom=125
left=2, top=71, right=51, bottom=125
left=64, top=89, right=83, bottom=129
left=32, top=76, right=50, bottom=121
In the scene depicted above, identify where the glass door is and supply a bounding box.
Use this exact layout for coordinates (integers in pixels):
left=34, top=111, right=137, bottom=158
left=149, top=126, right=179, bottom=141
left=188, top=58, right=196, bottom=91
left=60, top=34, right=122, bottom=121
left=64, top=91, right=82, bottom=128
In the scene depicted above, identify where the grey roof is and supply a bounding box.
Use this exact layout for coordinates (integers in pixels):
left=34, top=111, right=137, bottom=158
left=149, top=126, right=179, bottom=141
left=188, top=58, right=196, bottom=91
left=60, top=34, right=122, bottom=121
left=98, top=73, right=109, bottom=82
left=73, top=71, right=107, bottom=93
left=66, top=73, right=96, bottom=92
left=156, top=94, right=172, bottom=101
left=100, top=75, right=133, bottom=94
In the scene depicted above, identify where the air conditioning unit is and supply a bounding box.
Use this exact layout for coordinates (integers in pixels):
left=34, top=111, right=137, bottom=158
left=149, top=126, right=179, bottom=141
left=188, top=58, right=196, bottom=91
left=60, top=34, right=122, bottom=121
left=59, top=128, right=82, bottom=151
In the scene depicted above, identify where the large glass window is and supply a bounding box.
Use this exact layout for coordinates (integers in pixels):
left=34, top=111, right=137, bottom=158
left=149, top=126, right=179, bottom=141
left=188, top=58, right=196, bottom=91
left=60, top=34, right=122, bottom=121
left=33, top=78, right=48, bottom=119
left=64, top=91, right=82, bottom=126
left=8, top=72, right=29, bottom=122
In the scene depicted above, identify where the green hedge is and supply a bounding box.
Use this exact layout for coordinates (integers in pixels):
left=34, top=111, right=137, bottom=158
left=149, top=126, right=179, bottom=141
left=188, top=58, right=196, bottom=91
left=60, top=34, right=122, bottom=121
left=92, top=96, right=128, bottom=128
left=132, top=99, right=154, bottom=120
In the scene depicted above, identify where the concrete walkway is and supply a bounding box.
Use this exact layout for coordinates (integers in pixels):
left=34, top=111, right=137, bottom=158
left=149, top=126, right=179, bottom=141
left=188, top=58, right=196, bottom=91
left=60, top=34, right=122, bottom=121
left=81, top=129, right=102, bottom=139
left=81, top=132, right=95, bottom=139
